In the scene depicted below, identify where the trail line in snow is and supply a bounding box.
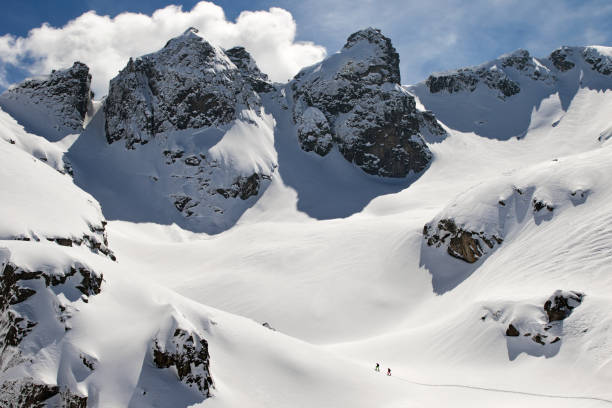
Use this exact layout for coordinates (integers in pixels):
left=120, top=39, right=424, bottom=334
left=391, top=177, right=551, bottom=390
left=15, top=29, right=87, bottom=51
left=389, top=374, right=612, bottom=405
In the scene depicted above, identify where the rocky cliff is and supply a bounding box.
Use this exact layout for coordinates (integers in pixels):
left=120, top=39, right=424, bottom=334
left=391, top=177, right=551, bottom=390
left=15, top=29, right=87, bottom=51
left=0, top=62, right=93, bottom=140
left=290, top=28, right=445, bottom=177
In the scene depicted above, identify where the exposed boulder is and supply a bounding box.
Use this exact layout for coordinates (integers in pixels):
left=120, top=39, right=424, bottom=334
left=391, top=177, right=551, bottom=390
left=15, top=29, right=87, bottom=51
left=291, top=27, right=445, bottom=177
left=544, top=290, right=584, bottom=322
left=506, top=324, right=520, bottom=337
left=423, top=219, right=503, bottom=263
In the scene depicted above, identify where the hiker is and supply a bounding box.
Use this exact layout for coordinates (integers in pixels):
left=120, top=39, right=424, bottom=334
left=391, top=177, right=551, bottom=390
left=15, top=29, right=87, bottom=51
left=387, top=368, right=391, bottom=376
left=375, top=363, right=380, bottom=372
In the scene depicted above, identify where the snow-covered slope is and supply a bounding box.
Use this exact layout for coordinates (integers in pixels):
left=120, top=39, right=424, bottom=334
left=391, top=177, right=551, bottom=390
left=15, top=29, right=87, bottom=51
left=2, top=26, right=612, bottom=408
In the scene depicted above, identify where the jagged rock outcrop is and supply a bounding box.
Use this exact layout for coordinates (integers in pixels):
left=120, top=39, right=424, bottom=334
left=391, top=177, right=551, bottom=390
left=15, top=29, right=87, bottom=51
left=423, top=218, right=503, bottom=263
left=0, top=379, right=87, bottom=408
left=550, top=46, right=612, bottom=76
left=104, top=27, right=264, bottom=148
left=153, top=327, right=213, bottom=398
left=0, top=248, right=103, bottom=406
left=544, top=290, right=584, bottom=322
left=424, top=46, right=612, bottom=102
left=291, top=27, right=445, bottom=177
left=549, top=47, right=576, bottom=72
left=426, top=49, right=555, bottom=99
left=226, top=46, right=274, bottom=93
left=0, top=62, right=92, bottom=132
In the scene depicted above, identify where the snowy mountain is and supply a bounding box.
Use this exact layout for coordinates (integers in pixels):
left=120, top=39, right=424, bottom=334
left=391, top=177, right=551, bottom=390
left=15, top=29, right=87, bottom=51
left=410, top=45, right=612, bottom=140
left=1, top=26, right=612, bottom=407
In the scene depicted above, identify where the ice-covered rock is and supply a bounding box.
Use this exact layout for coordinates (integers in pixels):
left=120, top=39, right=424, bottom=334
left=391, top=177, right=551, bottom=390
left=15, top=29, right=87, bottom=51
left=290, top=27, right=445, bottom=177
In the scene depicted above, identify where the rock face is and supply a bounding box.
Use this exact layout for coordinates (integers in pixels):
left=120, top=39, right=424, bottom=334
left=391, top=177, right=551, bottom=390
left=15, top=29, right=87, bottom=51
left=153, top=327, right=213, bottom=398
left=225, top=46, right=274, bottom=93
left=104, top=27, right=268, bottom=149
left=0, top=379, right=87, bottom=408
left=97, top=28, right=276, bottom=233
left=290, top=27, right=445, bottom=177
left=423, top=219, right=503, bottom=263
left=424, top=46, right=612, bottom=102
left=544, top=290, right=584, bottom=322
left=0, top=62, right=92, bottom=135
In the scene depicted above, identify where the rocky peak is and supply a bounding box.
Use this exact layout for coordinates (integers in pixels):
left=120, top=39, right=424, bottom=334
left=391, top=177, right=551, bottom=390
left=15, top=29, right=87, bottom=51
left=0, top=61, right=92, bottom=133
left=104, top=29, right=260, bottom=148
left=341, top=27, right=401, bottom=84
left=500, top=49, right=531, bottom=70
left=290, top=28, right=444, bottom=177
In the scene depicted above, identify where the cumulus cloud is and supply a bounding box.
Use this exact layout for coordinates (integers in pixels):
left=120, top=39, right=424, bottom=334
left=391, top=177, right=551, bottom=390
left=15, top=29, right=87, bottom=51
left=0, top=2, right=327, bottom=96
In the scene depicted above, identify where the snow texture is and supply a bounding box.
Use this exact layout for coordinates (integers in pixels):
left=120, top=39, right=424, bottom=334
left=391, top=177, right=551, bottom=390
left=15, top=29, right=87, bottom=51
left=1, top=27, right=612, bottom=408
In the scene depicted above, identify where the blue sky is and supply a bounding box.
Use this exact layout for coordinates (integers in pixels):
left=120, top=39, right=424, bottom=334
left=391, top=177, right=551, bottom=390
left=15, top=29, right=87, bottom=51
left=1, top=0, right=611, bottom=92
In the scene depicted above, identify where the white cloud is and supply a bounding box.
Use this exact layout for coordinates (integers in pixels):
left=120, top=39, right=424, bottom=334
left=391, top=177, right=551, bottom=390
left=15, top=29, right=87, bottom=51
left=0, top=2, right=327, bottom=96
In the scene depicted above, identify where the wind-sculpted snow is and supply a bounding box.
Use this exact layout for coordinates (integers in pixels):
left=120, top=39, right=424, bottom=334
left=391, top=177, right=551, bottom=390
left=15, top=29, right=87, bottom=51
left=411, top=46, right=612, bottom=140
left=480, top=290, right=584, bottom=360
left=0, top=138, right=113, bottom=259
left=3, top=26, right=612, bottom=407
left=421, top=148, right=605, bottom=294
left=290, top=27, right=446, bottom=177
left=0, top=62, right=92, bottom=141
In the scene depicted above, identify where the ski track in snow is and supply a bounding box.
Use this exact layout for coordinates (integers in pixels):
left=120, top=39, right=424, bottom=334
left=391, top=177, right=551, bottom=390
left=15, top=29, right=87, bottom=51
left=390, top=374, right=612, bottom=405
